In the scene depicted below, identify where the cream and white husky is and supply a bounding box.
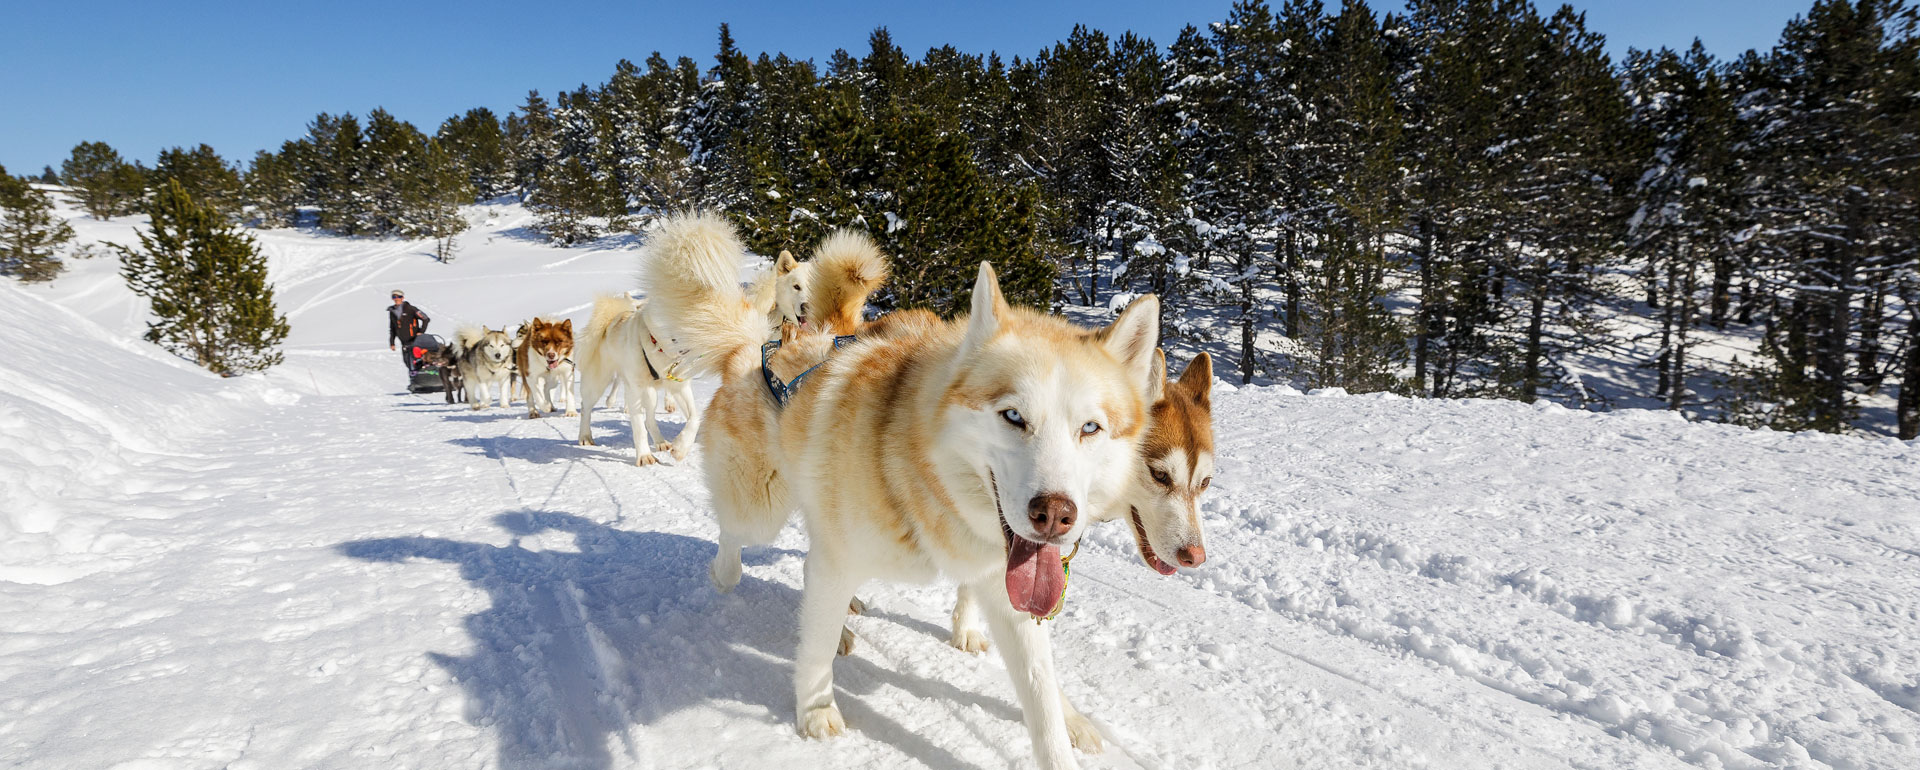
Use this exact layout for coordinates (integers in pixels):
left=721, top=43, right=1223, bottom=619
left=575, top=295, right=701, bottom=465
left=453, top=326, right=516, bottom=410
left=749, top=248, right=811, bottom=337
left=641, top=212, right=1158, bottom=770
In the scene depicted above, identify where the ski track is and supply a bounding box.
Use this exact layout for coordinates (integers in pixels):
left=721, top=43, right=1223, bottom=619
left=5, top=200, right=1919, bottom=769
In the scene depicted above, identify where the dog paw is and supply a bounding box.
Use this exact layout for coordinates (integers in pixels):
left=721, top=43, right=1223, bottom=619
left=950, top=628, right=990, bottom=654
left=656, top=440, right=674, bottom=455
left=1066, top=712, right=1104, bottom=753
left=563, top=409, right=578, bottom=417
left=579, top=436, right=596, bottom=447
left=470, top=404, right=485, bottom=411
left=709, top=556, right=741, bottom=593
left=635, top=453, right=659, bottom=467
left=846, top=597, right=867, bottom=615
left=838, top=627, right=856, bottom=656
left=799, top=705, right=846, bottom=739
left=670, top=443, right=691, bottom=461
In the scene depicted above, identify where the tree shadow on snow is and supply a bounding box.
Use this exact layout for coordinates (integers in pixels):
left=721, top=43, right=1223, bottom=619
left=337, top=511, right=996, bottom=770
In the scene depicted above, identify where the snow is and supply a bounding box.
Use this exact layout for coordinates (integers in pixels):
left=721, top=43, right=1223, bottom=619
left=4, top=198, right=1919, bottom=769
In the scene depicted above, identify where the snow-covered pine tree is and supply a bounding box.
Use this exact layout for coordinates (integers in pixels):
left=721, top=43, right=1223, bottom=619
left=530, top=155, right=606, bottom=245
left=508, top=91, right=560, bottom=202
left=436, top=107, right=511, bottom=201
left=1725, top=0, right=1917, bottom=432
left=242, top=145, right=305, bottom=228
left=306, top=112, right=366, bottom=234
left=0, top=164, right=75, bottom=283
left=1297, top=1, right=1408, bottom=392
left=406, top=138, right=472, bottom=261
left=115, top=180, right=289, bottom=376
left=154, top=144, right=244, bottom=220
left=359, top=108, right=429, bottom=236
left=60, top=141, right=139, bottom=219
left=1624, top=42, right=1740, bottom=412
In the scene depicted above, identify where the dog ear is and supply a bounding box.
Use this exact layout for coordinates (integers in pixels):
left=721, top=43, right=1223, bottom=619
left=1146, top=347, right=1167, bottom=403
left=1177, top=352, right=1212, bottom=406
left=777, top=250, right=799, bottom=275
left=961, top=261, right=1007, bottom=355
left=1097, top=294, right=1160, bottom=395
left=559, top=318, right=572, bottom=332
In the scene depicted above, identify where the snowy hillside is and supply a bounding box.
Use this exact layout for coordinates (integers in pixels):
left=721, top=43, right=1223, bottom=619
left=3, top=205, right=1918, bottom=769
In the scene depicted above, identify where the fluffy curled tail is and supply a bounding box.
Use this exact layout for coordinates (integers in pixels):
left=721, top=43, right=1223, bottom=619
left=637, top=211, right=764, bottom=381
left=808, top=230, right=889, bottom=335
left=452, top=325, right=488, bottom=357
left=576, top=294, right=638, bottom=372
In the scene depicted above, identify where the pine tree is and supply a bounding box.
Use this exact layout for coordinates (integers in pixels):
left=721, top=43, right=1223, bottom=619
left=437, top=107, right=512, bottom=200
left=115, top=180, right=289, bottom=376
left=60, top=141, right=140, bottom=219
left=243, top=145, right=306, bottom=228
left=0, top=164, right=75, bottom=283
left=360, top=108, right=430, bottom=235
left=408, top=139, right=472, bottom=261
left=154, top=144, right=244, bottom=219
left=38, top=166, right=58, bottom=184
left=530, top=156, right=607, bottom=245
left=307, top=112, right=366, bottom=234
left=508, top=91, right=559, bottom=201
left=1625, top=42, right=1740, bottom=413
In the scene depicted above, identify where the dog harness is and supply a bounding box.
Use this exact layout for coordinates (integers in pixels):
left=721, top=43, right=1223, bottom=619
left=761, top=335, right=858, bottom=408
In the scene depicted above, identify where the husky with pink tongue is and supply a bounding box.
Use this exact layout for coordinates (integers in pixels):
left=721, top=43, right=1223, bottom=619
left=639, top=211, right=1158, bottom=770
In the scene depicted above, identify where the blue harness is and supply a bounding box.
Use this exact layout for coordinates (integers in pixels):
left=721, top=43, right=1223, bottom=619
left=761, top=335, right=859, bottom=408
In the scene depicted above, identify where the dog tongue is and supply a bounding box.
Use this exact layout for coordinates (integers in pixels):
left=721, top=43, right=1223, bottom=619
left=1005, top=537, right=1067, bottom=617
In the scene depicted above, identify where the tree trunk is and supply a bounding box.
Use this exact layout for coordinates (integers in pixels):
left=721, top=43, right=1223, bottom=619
left=1898, top=314, right=1920, bottom=440
left=1656, top=257, right=1675, bottom=398
left=1283, top=233, right=1301, bottom=339
left=1670, top=247, right=1695, bottom=412
left=1414, top=214, right=1435, bottom=396
left=1709, top=251, right=1733, bottom=328
left=1521, top=259, right=1548, bottom=402
left=1816, top=195, right=1863, bottom=431
left=1240, top=246, right=1255, bottom=386
left=1858, top=282, right=1886, bottom=393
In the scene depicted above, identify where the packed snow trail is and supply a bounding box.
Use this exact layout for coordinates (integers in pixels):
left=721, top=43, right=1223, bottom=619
left=5, top=204, right=1919, bottom=768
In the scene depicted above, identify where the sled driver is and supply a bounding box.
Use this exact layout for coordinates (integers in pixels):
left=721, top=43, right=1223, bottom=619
left=388, top=289, right=432, bottom=370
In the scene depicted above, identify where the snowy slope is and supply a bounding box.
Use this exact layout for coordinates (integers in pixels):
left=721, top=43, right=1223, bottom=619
left=2, top=205, right=1917, bottom=770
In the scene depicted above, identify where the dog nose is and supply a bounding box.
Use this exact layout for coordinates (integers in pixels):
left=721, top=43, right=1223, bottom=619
left=798, top=301, right=811, bottom=317
left=1025, top=494, right=1076, bottom=538
left=1175, top=544, right=1206, bottom=567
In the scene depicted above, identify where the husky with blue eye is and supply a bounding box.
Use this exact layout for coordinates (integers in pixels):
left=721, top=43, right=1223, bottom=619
left=641, top=211, right=1158, bottom=770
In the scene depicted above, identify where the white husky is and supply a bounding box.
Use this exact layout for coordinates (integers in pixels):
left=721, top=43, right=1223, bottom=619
left=453, top=326, right=515, bottom=410
left=575, top=295, right=701, bottom=465
left=641, top=212, right=1158, bottom=770
left=749, top=249, right=811, bottom=337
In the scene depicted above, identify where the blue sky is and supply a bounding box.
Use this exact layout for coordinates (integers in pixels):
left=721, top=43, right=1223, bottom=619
left=1, top=0, right=1812, bottom=174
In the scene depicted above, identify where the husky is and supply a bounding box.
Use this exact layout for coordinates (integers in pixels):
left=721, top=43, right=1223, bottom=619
left=421, top=346, right=467, bottom=405
left=575, top=295, right=701, bottom=465
left=453, top=326, right=515, bottom=410
left=938, top=349, right=1215, bottom=752
left=749, top=248, right=811, bottom=337
left=641, top=212, right=1158, bottom=770
left=513, top=317, right=577, bottom=419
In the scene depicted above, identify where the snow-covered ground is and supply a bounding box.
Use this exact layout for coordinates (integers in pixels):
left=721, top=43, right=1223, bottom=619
left=3, top=202, right=1917, bottom=769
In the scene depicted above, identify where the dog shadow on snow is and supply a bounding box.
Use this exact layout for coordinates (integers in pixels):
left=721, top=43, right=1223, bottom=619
left=440, top=414, right=694, bottom=467
left=338, top=511, right=1016, bottom=770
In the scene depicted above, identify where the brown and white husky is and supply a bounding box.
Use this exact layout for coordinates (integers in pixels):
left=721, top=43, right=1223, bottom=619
left=512, top=317, right=576, bottom=419
left=641, top=211, right=1158, bottom=770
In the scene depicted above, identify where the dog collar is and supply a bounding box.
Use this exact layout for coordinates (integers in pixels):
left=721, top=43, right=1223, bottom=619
left=1038, top=540, right=1080, bottom=624
left=761, top=335, right=858, bottom=408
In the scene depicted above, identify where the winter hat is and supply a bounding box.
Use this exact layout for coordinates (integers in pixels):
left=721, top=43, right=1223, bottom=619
left=392, top=289, right=405, bottom=298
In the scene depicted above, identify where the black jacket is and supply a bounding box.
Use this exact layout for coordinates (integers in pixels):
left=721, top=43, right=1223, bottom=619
left=388, top=301, right=430, bottom=345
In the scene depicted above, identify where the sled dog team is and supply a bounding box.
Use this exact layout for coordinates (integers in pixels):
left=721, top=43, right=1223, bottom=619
left=444, top=211, right=1216, bottom=769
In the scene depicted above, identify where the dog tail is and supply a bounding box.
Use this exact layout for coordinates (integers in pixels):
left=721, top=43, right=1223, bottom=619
left=576, top=295, right=637, bottom=372
left=638, top=210, right=763, bottom=382
left=453, top=325, right=487, bottom=356
left=807, top=230, right=889, bottom=335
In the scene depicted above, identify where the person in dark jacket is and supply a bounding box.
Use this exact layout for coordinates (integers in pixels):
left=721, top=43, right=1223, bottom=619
left=388, top=290, right=431, bottom=370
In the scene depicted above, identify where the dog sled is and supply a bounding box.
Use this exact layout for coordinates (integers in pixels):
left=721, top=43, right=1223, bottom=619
left=405, top=334, right=450, bottom=393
